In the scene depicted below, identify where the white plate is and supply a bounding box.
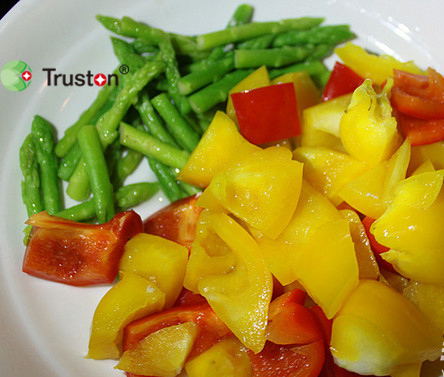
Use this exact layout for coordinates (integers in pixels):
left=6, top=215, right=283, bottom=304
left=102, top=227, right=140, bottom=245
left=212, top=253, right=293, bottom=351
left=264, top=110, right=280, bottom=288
left=0, top=0, right=443, bottom=376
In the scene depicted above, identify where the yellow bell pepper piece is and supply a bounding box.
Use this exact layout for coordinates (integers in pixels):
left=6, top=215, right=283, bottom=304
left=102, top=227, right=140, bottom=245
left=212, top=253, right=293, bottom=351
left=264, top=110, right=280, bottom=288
left=411, top=159, right=435, bottom=175
left=338, top=139, right=411, bottom=219
left=371, top=170, right=444, bottom=284
left=339, top=209, right=379, bottom=280
left=271, top=71, right=320, bottom=118
left=185, top=336, right=252, bottom=377
left=335, top=42, right=425, bottom=86
left=177, top=111, right=260, bottom=188
left=253, top=181, right=342, bottom=285
left=340, top=79, right=400, bottom=165
left=116, top=322, right=198, bottom=377
left=403, top=281, right=444, bottom=334
left=226, top=65, right=271, bottom=121
left=293, top=146, right=366, bottom=205
left=119, top=233, right=188, bottom=308
left=408, top=140, right=444, bottom=175
left=198, top=146, right=303, bottom=239
left=330, top=280, right=442, bottom=376
left=292, top=219, right=359, bottom=319
left=87, top=271, right=165, bottom=360
left=185, top=210, right=272, bottom=353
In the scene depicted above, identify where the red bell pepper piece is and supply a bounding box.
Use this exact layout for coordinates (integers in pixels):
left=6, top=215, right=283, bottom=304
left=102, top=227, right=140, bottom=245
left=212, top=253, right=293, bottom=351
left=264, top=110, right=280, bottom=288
left=322, top=62, right=365, bottom=102
left=361, top=216, right=395, bottom=272
left=266, top=289, right=323, bottom=346
left=122, top=303, right=231, bottom=377
left=143, top=194, right=202, bottom=251
left=395, top=110, right=444, bottom=146
left=231, top=82, right=301, bottom=145
left=22, top=210, right=142, bottom=286
left=248, top=340, right=325, bottom=377
left=173, top=288, right=207, bottom=307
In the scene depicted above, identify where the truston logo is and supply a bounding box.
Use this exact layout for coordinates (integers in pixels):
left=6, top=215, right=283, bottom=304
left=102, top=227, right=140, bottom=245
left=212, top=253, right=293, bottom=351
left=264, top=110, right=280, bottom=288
left=43, top=68, right=120, bottom=87
left=1, top=60, right=32, bottom=92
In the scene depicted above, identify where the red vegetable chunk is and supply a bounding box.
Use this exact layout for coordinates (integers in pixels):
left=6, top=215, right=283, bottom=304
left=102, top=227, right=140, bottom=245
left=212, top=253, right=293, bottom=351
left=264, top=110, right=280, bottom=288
left=231, top=82, right=301, bottom=145
left=143, top=194, right=202, bottom=251
left=23, top=210, right=143, bottom=286
left=322, top=62, right=365, bottom=102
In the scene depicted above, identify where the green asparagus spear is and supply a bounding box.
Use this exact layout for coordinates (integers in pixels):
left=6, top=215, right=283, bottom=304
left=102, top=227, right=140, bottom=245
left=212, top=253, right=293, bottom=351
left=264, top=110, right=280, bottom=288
left=119, top=122, right=190, bottom=169
left=227, top=4, right=254, bottom=28
left=31, top=115, right=61, bottom=215
left=237, top=34, right=275, bottom=50
left=77, top=125, right=115, bottom=223
left=57, top=182, right=159, bottom=221
left=151, top=93, right=200, bottom=152
left=196, top=17, right=324, bottom=50
left=272, top=25, right=354, bottom=47
left=268, top=60, right=328, bottom=80
left=19, top=134, right=43, bottom=217
left=115, top=182, right=159, bottom=209
left=58, top=142, right=82, bottom=181
left=188, top=69, right=252, bottom=113
left=131, top=39, right=158, bottom=54
left=234, top=45, right=313, bottom=68
left=178, top=53, right=235, bottom=95
left=147, top=158, right=186, bottom=202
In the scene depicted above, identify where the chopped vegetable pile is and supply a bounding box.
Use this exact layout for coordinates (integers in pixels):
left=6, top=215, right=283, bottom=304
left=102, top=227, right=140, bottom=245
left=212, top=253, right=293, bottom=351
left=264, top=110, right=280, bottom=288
left=18, top=4, right=444, bottom=377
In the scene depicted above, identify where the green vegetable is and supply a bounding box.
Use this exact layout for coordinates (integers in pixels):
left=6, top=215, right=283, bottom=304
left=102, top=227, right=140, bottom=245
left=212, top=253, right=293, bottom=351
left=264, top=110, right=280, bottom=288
left=268, top=59, right=328, bottom=80
left=119, top=122, right=190, bottom=169
left=147, top=158, right=186, bottom=202
left=31, top=115, right=61, bottom=215
left=151, top=93, right=200, bottom=152
left=196, top=17, right=324, bottom=50
left=19, top=134, right=43, bottom=217
left=189, top=69, right=252, bottom=113
left=234, top=45, right=313, bottom=68
left=77, top=125, right=115, bottom=223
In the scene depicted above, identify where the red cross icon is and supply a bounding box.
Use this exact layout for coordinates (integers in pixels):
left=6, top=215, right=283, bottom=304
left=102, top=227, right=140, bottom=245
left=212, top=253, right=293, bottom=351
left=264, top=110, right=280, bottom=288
left=94, top=73, right=107, bottom=86
left=22, top=71, right=32, bottom=81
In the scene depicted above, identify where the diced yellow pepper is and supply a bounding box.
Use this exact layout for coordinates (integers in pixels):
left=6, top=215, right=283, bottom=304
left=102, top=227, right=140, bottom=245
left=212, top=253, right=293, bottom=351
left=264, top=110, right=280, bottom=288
left=335, top=42, right=425, bottom=86
left=119, top=233, right=188, bottom=308
left=403, top=281, right=444, bottom=334
left=371, top=170, right=444, bottom=284
left=184, top=210, right=272, bottom=353
left=116, top=322, right=198, bottom=377
left=408, top=140, right=444, bottom=175
left=340, top=79, right=400, bottom=165
left=338, top=139, right=411, bottom=219
left=177, top=111, right=260, bottom=188
left=198, top=146, right=303, bottom=239
left=185, top=337, right=252, bottom=377
left=292, top=219, right=359, bottom=319
left=252, top=181, right=343, bottom=286
left=411, top=159, right=435, bottom=175
left=330, top=280, right=442, bottom=376
left=339, top=209, right=379, bottom=280
left=87, top=271, right=165, bottom=360
left=303, top=93, right=352, bottom=138
left=271, top=71, right=320, bottom=119
left=293, top=146, right=366, bottom=205
left=226, top=66, right=271, bottom=121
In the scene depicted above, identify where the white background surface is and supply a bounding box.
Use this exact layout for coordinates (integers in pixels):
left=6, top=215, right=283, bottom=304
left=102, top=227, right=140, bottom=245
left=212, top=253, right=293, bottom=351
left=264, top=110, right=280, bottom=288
left=0, top=1, right=443, bottom=376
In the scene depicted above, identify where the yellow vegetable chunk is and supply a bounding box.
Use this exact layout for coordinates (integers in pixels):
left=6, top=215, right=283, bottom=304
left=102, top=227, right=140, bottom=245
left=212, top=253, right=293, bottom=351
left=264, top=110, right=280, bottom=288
left=185, top=210, right=272, bottom=353
left=408, top=140, right=444, bottom=175
left=338, top=139, right=411, bottom=219
left=253, top=181, right=343, bottom=285
left=403, top=281, right=444, bottom=334
left=340, top=79, right=400, bottom=165
left=116, top=322, right=198, bottom=377
left=198, top=146, right=303, bottom=239
left=292, top=219, right=359, bottom=318
left=177, top=111, right=260, bottom=187
left=335, top=42, right=425, bottom=86
left=185, top=337, right=252, bottom=377
left=371, top=170, right=444, bottom=284
left=226, top=65, right=271, bottom=121
left=331, top=280, right=442, bottom=376
left=119, top=233, right=189, bottom=308
left=339, top=209, right=379, bottom=280
left=87, top=272, right=165, bottom=360
left=293, top=146, right=366, bottom=205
